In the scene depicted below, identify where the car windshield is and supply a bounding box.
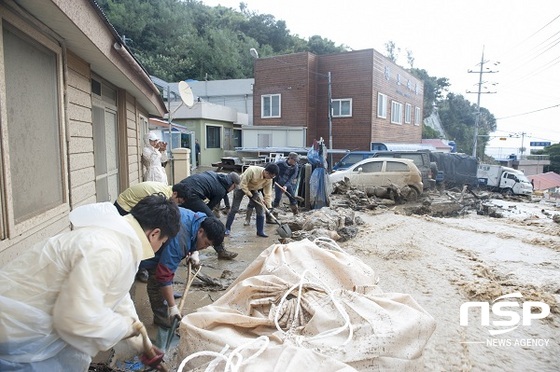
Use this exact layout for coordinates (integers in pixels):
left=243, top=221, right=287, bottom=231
left=337, top=154, right=367, bottom=167
left=517, top=174, right=530, bottom=183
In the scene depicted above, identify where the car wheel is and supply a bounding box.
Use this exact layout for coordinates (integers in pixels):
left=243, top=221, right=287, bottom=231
left=406, top=187, right=419, bottom=201
left=502, top=188, right=513, bottom=197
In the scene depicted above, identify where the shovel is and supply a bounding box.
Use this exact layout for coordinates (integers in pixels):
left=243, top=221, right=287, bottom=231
left=275, top=181, right=305, bottom=203
left=138, top=322, right=169, bottom=372
left=252, top=198, right=292, bottom=238
left=163, top=262, right=200, bottom=353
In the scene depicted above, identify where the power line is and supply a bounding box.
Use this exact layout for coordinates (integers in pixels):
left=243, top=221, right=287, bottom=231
left=496, top=103, right=560, bottom=120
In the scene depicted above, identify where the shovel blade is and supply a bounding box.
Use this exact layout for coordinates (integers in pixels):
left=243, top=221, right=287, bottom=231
left=276, top=224, right=292, bottom=238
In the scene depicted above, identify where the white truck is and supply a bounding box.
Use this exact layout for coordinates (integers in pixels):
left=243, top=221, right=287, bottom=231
left=476, top=164, right=533, bottom=196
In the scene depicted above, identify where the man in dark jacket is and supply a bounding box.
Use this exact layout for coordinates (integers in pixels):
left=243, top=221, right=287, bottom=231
left=273, top=152, right=300, bottom=215
left=177, top=171, right=240, bottom=259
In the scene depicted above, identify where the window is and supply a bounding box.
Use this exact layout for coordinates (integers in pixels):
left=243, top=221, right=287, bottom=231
left=358, top=161, right=383, bottom=173
left=415, top=107, right=421, bottom=125
left=92, top=78, right=119, bottom=203
left=1, top=21, right=67, bottom=237
left=386, top=161, right=409, bottom=172
left=377, top=93, right=387, bottom=118
left=391, top=101, right=403, bottom=124
left=332, top=98, right=352, bottom=117
left=261, top=94, right=280, bottom=118
left=206, top=125, right=221, bottom=148
left=405, top=103, right=412, bottom=124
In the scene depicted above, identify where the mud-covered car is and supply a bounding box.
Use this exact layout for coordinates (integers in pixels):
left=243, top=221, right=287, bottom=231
left=329, top=157, right=424, bottom=199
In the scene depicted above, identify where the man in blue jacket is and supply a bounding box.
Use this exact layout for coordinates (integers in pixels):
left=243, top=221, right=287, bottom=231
left=139, top=208, right=225, bottom=329
left=273, top=152, right=300, bottom=215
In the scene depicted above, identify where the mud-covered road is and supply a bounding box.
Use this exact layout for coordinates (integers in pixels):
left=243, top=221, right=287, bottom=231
left=97, top=194, right=560, bottom=371
left=344, top=199, right=560, bottom=371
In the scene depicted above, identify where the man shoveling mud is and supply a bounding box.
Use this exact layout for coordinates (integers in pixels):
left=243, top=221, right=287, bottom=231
left=0, top=195, right=181, bottom=371
left=225, top=163, right=279, bottom=238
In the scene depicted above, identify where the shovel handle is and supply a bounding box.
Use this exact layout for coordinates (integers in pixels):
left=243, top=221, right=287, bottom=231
left=274, top=182, right=304, bottom=202
left=138, top=323, right=169, bottom=372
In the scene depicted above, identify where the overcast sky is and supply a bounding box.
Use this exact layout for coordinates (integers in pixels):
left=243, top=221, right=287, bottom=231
left=202, top=0, right=560, bottom=154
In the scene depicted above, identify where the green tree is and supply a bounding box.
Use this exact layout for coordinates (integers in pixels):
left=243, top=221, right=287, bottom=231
left=306, top=35, right=347, bottom=55
left=542, top=143, right=560, bottom=173
left=422, top=125, right=441, bottom=139
left=437, top=93, right=496, bottom=155
left=384, top=40, right=400, bottom=62
left=409, top=68, right=449, bottom=118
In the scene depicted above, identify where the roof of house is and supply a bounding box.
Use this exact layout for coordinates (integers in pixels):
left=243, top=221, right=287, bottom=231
left=528, top=172, right=560, bottom=191
left=421, top=139, right=452, bottom=151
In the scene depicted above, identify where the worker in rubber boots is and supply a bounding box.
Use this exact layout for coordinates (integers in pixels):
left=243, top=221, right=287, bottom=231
left=225, top=163, right=279, bottom=238
left=0, top=195, right=181, bottom=371
left=139, top=208, right=225, bottom=331
left=177, top=171, right=241, bottom=259
left=273, top=152, right=301, bottom=218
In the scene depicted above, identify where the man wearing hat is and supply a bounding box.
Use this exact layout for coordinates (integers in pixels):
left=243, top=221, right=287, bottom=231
left=273, top=152, right=301, bottom=216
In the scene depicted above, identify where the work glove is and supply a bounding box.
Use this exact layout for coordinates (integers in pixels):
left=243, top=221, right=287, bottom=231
left=168, top=305, right=181, bottom=322
left=250, top=192, right=262, bottom=203
left=140, top=346, right=166, bottom=371
left=187, top=250, right=201, bottom=270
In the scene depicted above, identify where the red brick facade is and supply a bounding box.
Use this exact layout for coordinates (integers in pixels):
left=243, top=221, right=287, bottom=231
left=252, top=49, right=424, bottom=152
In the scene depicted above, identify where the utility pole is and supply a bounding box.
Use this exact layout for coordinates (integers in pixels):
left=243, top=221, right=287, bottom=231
left=467, top=46, right=498, bottom=158
left=327, top=71, right=333, bottom=170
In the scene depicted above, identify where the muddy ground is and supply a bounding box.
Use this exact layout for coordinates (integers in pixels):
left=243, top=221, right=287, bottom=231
left=93, top=185, right=560, bottom=371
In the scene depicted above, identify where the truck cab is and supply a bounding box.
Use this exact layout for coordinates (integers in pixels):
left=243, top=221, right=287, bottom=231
left=500, top=170, right=533, bottom=196
left=477, top=164, right=533, bottom=196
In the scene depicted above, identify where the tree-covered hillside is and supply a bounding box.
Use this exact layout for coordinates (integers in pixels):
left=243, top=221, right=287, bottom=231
left=98, top=0, right=496, bottom=156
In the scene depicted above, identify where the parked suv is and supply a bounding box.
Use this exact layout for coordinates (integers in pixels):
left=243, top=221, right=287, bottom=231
left=332, top=151, right=377, bottom=171
left=372, top=150, right=437, bottom=189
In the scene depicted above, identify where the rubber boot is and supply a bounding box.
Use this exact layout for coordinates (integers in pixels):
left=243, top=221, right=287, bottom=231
left=256, top=215, right=268, bottom=237
left=244, top=208, right=252, bottom=226
left=290, top=204, right=299, bottom=215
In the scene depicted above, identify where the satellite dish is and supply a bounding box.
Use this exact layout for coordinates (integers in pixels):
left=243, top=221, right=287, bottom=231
left=178, top=81, right=194, bottom=107
left=250, top=48, right=259, bottom=59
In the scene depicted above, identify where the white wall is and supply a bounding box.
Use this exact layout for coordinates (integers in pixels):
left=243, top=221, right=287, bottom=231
left=242, top=127, right=306, bottom=147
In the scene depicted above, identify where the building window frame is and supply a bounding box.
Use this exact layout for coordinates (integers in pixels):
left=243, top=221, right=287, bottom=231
left=206, top=125, right=222, bottom=149
left=332, top=98, right=352, bottom=117
left=377, top=93, right=387, bottom=119
left=261, top=94, right=281, bottom=118
left=0, top=11, right=69, bottom=240
left=415, top=107, right=421, bottom=126
left=405, top=103, right=412, bottom=124
left=391, top=101, right=403, bottom=124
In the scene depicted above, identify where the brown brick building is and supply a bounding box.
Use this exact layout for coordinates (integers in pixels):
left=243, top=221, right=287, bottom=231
left=252, top=49, right=424, bottom=152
